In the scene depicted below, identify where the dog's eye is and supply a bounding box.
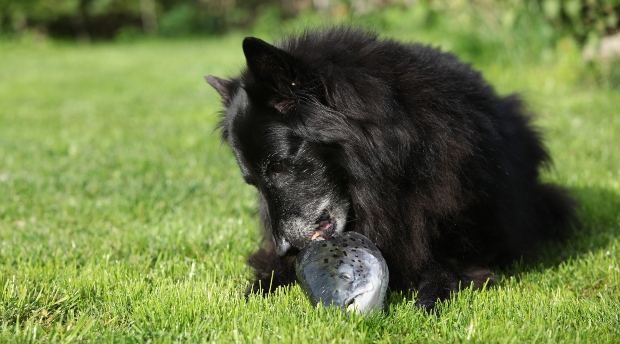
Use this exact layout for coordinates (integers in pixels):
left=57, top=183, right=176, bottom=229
left=271, top=162, right=284, bottom=174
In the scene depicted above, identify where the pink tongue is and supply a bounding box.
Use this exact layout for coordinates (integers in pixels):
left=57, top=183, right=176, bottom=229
left=319, top=221, right=331, bottom=231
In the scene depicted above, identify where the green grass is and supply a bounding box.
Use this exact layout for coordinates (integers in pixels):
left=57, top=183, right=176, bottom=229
left=1, top=24, right=619, bottom=343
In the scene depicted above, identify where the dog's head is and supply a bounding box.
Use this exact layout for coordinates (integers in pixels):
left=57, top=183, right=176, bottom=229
left=207, top=37, right=351, bottom=256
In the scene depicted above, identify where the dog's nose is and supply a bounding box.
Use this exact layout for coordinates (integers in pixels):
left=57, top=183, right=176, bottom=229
left=273, top=234, right=293, bottom=256
left=274, top=238, right=301, bottom=257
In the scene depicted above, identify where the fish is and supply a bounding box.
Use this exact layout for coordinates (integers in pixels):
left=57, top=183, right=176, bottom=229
left=295, top=231, right=389, bottom=314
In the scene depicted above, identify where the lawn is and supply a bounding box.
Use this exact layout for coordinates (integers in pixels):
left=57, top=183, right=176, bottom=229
left=1, top=22, right=619, bottom=343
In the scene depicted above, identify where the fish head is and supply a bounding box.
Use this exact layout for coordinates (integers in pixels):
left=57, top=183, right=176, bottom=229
left=296, top=232, right=389, bottom=314
left=341, top=257, right=386, bottom=314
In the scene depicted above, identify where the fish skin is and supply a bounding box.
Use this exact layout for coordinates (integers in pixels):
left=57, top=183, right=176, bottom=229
left=295, top=231, right=389, bottom=314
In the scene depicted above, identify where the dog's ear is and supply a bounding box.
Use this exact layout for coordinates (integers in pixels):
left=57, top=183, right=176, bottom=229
left=243, top=37, right=296, bottom=85
left=243, top=37, right=298, bottom=114
left=205, top=75, right=235, bottom=106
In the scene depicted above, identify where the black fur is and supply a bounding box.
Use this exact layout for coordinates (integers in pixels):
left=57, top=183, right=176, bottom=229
left=207, top=27, right=577, bottom=311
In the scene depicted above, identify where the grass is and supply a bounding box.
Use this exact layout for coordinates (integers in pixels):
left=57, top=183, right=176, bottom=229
left=1, top=15, right=619, bottom=343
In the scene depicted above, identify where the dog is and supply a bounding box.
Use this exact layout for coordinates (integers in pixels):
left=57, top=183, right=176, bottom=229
left=206, top=27, right=576, bottom=311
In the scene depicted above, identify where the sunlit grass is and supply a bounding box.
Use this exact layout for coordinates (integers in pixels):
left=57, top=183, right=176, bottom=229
left=1, top=26, right=619, bottom=342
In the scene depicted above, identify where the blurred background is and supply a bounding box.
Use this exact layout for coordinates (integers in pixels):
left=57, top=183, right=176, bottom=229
left=2, top=1, right=619, bottom=83
left=0, top=0, right=618, bottom=45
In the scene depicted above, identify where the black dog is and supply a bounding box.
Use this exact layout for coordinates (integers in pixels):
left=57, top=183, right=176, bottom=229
left=206, top=28, right=576, bottom=310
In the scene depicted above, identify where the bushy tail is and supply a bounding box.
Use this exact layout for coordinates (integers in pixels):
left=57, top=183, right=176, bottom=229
left=497, top=181, right=579, bottom=265
left=532, top=183, right=579, bottom=242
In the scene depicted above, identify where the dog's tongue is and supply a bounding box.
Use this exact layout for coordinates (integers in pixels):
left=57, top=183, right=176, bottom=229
left=319, top=220, right=332, bottom=231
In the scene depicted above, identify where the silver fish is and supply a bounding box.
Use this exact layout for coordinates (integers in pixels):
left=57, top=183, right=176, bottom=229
left=295, top=231, right=389, bottom=314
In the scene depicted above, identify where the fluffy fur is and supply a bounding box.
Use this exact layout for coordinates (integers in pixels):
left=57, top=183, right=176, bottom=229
left=206, top=27, right=576, bottom=310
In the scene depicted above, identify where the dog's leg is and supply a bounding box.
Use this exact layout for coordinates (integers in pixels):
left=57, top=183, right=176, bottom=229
left=244, top=240, right=296, bottom=297
left=414, top=265, right=460, bottom=312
